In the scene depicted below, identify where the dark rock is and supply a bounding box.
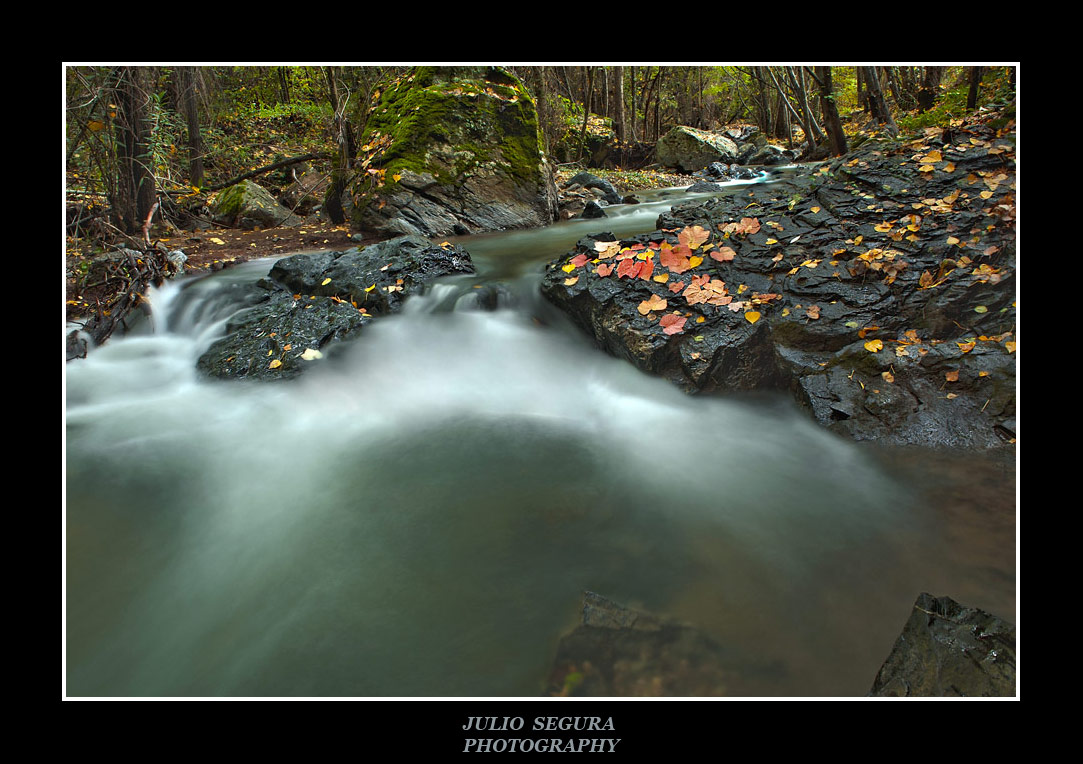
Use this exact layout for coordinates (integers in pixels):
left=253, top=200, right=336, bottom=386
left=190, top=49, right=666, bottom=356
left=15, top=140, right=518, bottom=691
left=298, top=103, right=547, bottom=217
left=540, top=119, right=1017, bottom=449
left=566, top=171, right=623, bottom=205
left=745, top=145, right=790, bottom=166
left=580, top=200, right=608, bottom=219
left=197, top=235, right=475, bottom=381
left=348, top=67, right=558, bottom=237
left=869, top=593, right=1016, bottom=697
left=687, top=181, right=722, bottom=193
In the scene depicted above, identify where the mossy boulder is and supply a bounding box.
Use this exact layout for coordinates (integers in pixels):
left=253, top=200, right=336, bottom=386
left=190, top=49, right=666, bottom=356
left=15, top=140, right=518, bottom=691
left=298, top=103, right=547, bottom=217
left=656, top=126, right=740, bottom=172
left=348, top=66, right=558, bottom=237
left=212, top=180, right=302, bottom=229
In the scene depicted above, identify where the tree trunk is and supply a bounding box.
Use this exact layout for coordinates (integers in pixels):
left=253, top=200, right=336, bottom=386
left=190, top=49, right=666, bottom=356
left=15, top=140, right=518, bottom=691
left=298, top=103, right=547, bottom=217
left=862, top=66, right=898, bottom=137
left=323, top=66, right=354, bottom=225
left=613, top=65, right=625, bottom=146
left=967, top=66, right=984, bottom=110
left=177, top=67, right=204, bottom=189
left=815, top=66, right=848, bottom=157
left=113, top=66, right=157, bottom=235
left=576, top=65, right=594, bottom=164
left=917, top=66, right=943, bottom=113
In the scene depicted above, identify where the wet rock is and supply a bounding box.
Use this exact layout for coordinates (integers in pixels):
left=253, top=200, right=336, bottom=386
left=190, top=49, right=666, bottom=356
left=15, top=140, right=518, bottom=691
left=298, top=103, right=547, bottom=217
left=869, top=593, right=1016, bottom=697
left=580, top=200, right=607, bottom=219
left=687, top=181, right=722, bottom=193
left=197, top=235, right=475, bottom=381
left=541, top=116, right=1017, bottom=449
left=566, top=171, right=623, bottom=205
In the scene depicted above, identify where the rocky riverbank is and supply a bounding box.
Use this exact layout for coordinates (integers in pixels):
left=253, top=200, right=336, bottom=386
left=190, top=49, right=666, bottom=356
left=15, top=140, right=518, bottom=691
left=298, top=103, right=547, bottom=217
left=539, top=115, right=1016, bottom=449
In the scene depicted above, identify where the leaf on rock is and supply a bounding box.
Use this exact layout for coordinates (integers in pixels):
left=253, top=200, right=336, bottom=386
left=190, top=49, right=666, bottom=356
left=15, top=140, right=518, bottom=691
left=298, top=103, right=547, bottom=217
left=744, top=310, right=761, bottom=324
left=596, top=263, right=614, bottom=277
left=570, top=254, right=590, bottom=267
left=564, top=276, right=579, bottom=286
left=710, top=246, right=737, bottom=262
left=659, top=313, right=687, bottom=335
left=864, top=339, right=883, bottom=353
left=638, top=293, right=668, bottom=314
left=678, top=225, right=710, bottom=249
left=268, top=359, right=283, bottom=369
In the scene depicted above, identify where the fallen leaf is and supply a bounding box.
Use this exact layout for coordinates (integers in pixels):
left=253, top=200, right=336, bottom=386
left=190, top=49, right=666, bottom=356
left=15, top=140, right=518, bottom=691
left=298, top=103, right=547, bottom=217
left=637, top=294, right=668, bottom=314
left=945, top=370, right=959, bottom=382
left=564, top=276, right=579, bottom=286
left=744, top=310, right=761, bottom=324
left=659, top=313, right=687, bottom=335
left=268, top=359, right=283, bottom=369
left=864, top=339, right=883, bottom=353
left=300, top=348, right=323, bottom=361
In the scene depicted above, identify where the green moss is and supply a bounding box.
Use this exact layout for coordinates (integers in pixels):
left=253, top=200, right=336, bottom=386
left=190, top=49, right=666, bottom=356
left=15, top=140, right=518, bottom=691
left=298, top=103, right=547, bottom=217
left=352, top=66, right=545, bottom=202
left=214, top=182, right=248, bottom=218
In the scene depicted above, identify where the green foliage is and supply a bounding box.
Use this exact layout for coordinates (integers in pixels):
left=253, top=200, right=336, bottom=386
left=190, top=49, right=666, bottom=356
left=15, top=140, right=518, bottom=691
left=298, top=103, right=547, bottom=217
left=897, top=66, right=1015, bottom=133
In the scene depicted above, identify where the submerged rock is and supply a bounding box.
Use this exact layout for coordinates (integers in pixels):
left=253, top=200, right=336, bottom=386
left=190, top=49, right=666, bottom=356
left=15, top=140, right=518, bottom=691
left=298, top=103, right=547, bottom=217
left=196, top=235, right=475, bottom=381
left=869, top=593, right=1016, bottom=697
left=540, top=117, right=1017, bottom=449
left=546, top=592, right=742, bottom=697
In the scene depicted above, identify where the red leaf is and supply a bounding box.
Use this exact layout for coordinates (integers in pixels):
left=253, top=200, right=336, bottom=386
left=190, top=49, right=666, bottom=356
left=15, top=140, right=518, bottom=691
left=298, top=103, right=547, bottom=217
left=659, top=313, right=687, bottom=335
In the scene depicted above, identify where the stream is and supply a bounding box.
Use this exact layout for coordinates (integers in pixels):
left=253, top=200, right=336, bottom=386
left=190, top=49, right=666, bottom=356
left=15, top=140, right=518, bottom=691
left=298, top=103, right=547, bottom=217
left=64, top=177, right=1017, bottom=698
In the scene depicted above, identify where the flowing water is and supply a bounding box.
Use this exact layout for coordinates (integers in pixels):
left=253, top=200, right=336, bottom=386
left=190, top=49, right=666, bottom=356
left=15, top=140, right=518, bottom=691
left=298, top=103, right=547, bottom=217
left=64, top=180, right=1017, bottom=697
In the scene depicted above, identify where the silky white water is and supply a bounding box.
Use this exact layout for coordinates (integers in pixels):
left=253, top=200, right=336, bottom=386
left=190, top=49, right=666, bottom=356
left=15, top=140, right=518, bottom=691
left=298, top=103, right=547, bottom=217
left=64, top=185, right=1016, bottom=697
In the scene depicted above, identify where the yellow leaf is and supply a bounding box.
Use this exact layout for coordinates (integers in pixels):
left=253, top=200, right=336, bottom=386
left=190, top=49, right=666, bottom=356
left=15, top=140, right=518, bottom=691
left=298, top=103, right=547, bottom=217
left=564, top=276, right=579, bottom=286
left=811, top=206, right=821, bottom=213
left=209, top=237, right=225, bottom=245
left=864, top=339, right=883, bottom=353
left=561, top=263, right=576, bottom=273
left=1005, top=341, right=1016, bottom=353
left=957, top=339, right=976, bottom=354
left=88, top=120, right=106, bottom=132
left=974, top=305, right=988, bottom=313
left=744, top=310, right=761, bottom=324
left=688, top=256, right=703, bottom=268
left=696, top=316, right=705, bottom=323
left=268, top=359, right=283, bottom=369
left=321, top=277, right=332, bottom=285
left=393, top=173, right=402, bottom=182
left=653, top=273, right=670, bottom=283
left=881, top=371, right=894, bottom=383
